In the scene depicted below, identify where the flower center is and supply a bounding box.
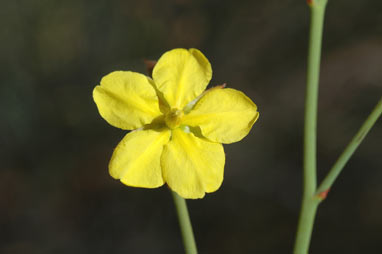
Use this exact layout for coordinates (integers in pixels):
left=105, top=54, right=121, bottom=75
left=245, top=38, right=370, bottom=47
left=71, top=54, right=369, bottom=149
left=165, top=108, right=184, bottom=129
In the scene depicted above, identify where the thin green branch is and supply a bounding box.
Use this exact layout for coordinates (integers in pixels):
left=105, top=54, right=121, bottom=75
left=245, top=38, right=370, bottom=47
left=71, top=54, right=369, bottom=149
left=303, top=1, right=327, bottom=198
left=316, top=98, right=382, bottom=195
left=293, top=1, right=381, bottom=253
left=294, top=1, right=328, bottom=253
left=171, top=191, right=198, bottom=254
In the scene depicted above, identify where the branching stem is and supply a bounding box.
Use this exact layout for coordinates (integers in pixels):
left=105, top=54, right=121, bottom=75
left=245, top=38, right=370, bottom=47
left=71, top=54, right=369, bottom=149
left=294, top=1, right=328, bottom=253
left=294, top=1, right=382, bottom=253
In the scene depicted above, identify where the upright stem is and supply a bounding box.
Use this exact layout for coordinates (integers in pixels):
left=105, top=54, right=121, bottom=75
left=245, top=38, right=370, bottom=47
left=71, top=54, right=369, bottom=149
left=293, top=1, right=382, bottom=253
left=294, top=1, right=327, bottom=253
left=171, top=191, right=198, bottom=254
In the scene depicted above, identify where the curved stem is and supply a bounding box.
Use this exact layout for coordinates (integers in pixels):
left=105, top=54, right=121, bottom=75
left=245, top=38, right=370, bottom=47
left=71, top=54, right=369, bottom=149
left=316, top=98, right=382, bottom=194
left=171, top=191, right=198, bottom=254
left=294, top=1, right=327, bottom=253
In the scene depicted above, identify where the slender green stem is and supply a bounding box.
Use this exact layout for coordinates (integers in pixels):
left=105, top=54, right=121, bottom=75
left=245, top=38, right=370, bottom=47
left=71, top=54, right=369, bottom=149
left=294, top=1, right=327, bottom=253
left=303, top=1, right=326, bottom=199
left=294, top=198, right=320, bottom=254
left=171, top=191, right=198, bottom=254
left=316, top=98, right=382, bottom=194
left=294, top=1, right=382, bottom=253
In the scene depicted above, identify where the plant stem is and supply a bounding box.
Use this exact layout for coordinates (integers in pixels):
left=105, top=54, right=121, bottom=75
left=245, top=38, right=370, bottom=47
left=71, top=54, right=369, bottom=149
left=294, top=1, right=327, bottom=253
left=294, top=198, right=320, bottom=254
left=316, top=98, right=382, bottom=194
left=171, top=191, right=198, bottom=254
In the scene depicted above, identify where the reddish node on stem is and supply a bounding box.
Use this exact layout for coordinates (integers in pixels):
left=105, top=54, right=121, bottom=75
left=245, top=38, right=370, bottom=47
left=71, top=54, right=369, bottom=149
left=307, top=0, right=314, bottom=6
left=317, top=189, right=330, bottom=200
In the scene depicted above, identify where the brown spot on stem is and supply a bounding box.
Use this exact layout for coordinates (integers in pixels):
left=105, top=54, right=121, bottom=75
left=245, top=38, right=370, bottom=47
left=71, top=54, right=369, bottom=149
left=317, top=189, right=330, bottom=200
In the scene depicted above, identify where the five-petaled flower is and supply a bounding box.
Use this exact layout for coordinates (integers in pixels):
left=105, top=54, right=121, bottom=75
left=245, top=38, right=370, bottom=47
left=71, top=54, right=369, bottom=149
left=93, top=48, right=259, bottom=199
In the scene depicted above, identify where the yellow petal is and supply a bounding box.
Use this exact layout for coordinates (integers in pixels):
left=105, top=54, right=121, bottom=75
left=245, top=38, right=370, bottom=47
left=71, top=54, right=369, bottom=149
left=152, top=48, right=212, bottom=109
left=182, top=88, right=259, bottom=144
left=109, top=129, right=171, bottom=188
left=161, top=129, right=225, bottom=199
left=93, top=71, right=162, bottom=130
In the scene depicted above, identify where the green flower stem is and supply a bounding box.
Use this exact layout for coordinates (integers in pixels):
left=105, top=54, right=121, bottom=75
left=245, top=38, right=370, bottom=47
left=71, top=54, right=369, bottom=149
left=316, top=98, right=382, bottom=194
left=171, top=191, right=198, bottom=254
left=294, top=198, right=320, bottom=254
left=294, top=1, right=382, bottom=253
left=294, top=1, right=328, bottom=253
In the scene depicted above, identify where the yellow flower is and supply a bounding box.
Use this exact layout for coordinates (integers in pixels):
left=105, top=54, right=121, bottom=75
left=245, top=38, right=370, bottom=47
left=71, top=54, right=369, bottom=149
left=93, top=48, right=259, bottom=199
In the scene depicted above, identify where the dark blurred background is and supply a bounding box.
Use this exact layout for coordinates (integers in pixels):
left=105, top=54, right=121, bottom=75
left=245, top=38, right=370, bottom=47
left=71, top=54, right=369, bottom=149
left=1, top=0, right=381, bottom=253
